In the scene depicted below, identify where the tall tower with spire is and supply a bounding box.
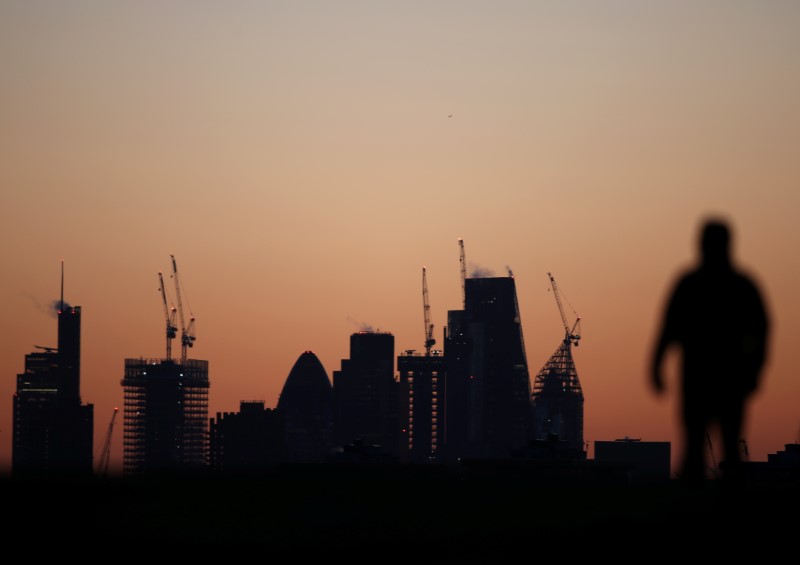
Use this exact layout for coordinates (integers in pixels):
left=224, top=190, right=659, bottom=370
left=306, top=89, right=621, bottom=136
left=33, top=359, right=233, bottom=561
left=12, top=262, right=94, bottom=476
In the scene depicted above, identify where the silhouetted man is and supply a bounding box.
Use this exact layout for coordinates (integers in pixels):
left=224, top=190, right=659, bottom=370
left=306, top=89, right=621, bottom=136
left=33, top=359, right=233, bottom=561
left=651, top=219, right=769, bottom=485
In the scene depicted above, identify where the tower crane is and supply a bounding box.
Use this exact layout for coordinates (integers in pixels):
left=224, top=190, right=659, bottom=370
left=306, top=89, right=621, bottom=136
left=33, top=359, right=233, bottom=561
left=422, top=267, right=436, bottom=356
left=458, top=238, right=467, bottom=308
left=158, top=272, right=178, bottom=361
left=547, top=272, right=581, bottom=347
left=171, top=254, right=196, bottom=364
left=96, top=407, right=118, bottom=478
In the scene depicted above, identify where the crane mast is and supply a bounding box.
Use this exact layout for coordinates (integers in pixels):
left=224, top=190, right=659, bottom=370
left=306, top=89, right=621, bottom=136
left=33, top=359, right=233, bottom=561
left=422, top=267, right=435, bottom=356
left=171, top=254, right=196, bottom=363
left=547, top=272, right=581, bottom=346
left=158, top=272, right=178, bottom=361
left=458, top=238, right=467, bottom=308
left=96, top=407, right=118, bottom=478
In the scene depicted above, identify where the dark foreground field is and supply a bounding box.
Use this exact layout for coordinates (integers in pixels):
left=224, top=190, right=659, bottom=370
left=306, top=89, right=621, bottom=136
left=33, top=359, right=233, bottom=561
left=3, top=462, right=797, bottom=559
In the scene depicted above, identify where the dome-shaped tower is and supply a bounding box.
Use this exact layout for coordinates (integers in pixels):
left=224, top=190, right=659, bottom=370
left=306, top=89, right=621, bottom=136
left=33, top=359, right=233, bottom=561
left=277, top=351, right=334, bottom=463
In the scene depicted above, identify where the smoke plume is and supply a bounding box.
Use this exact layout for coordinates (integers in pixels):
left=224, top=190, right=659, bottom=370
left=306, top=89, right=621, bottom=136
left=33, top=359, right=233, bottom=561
left=51, top=299, right=71, bottom=316
left=347, top=316, right=375, bottom=332
left=469, top=264, right=495, bottom=278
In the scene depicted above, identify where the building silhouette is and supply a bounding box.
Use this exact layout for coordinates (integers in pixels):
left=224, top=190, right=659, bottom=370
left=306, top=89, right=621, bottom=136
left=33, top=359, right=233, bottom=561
left=13, top=281, right=94, bottom=477
left=594, top=439, right=671, bottom=483
left=121, top=358, right=209, bottom=475
left=443, top=276, right=531, bottom=460
left=209, top=401, right=287, bottom=473
left=442, top=309, right=471, bottom=461
left=333, top=331, right=399, bottom=456
left=398, top=349, right=445, bottom=463
left=530, top=340, right=584, bottom=451
left=530, top=272, right=585, bottom=453
left=277, top=351, right=334, bottom=463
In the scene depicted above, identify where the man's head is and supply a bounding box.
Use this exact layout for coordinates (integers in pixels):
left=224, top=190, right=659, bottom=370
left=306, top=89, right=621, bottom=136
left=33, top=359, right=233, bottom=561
left=700, top=218, right=732, bottom=269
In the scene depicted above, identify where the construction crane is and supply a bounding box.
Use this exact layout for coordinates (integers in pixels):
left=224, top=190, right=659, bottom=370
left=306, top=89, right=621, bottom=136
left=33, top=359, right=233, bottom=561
left=96, top=407, right=118, bottom=478
left=171, top=255, right=196, bottom=364
left=422, top=267, right=436, bottom=356
left=531, top=273, right=584, bottom=448
left=740, top=438, right=750, bottom=462
left=458, top=238, right=467, bottom=308
left=158, top=272, right=178, bottom=361
left=547, top=272, right=581, bottom=347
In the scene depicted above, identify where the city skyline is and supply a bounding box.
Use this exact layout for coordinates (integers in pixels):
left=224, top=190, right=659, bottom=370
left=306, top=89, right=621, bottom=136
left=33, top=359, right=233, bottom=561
left=2, top=2, right=799, bottom=475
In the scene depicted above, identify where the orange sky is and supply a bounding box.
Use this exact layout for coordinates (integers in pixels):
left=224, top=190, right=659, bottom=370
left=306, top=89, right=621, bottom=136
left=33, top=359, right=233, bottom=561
left=1, top=2, right=798, bottom=475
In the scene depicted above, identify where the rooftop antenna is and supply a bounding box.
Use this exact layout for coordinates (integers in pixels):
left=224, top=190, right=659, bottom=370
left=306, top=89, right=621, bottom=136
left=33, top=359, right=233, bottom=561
left=458, top=239, right=466, bottom=308
left=422, top=267, right=436, bottom=356
left=60, top=260, right=65, bottom=312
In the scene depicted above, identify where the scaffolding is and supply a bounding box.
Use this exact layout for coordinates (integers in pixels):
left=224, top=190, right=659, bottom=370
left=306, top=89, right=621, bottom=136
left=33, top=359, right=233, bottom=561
left=531, top=340, right=584, bottom=450
left=121, top=358, right=209, bottom=475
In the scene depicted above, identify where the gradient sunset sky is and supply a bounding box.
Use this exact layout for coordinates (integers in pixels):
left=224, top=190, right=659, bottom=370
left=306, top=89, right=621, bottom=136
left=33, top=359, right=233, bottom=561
left=2, top=1, right=798, bottom=474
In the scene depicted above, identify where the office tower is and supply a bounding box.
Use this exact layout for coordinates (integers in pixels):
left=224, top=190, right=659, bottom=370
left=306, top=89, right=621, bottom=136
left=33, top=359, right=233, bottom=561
left=398, top=350, right=445, bottom=463
left=209, top=401, right=287, bottom=473
left=333, top=331, right=399, bottom=456
left=531, top=272, right=585, bottom=452
left=277, top=351, right=334, bottom=463
left=531, top=340, right=584, bottom=450
left=121, top=358, right=209, bottom=475
left=13, top=282, right=94, bottom=476
left=443, top=276, right=531, bottom=460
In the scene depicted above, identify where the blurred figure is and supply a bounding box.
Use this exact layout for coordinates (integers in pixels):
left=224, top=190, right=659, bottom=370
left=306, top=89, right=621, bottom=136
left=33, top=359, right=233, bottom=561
left=651, top=218, right=769, bottom=486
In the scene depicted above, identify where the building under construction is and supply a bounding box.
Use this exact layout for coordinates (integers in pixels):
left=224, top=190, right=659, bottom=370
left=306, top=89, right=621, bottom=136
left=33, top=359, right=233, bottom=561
left=121, top=358, right=209, bottom=475
left=531, top=273, right=585, bottom=452
left=121, top=255, right=209, bottom=475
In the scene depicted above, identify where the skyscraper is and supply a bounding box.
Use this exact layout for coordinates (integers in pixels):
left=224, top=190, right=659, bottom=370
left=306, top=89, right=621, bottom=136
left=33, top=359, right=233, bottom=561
left=121, top=256, right=209, bottom=475
left=531, top=341, right=584, bottom=451
left=121, top=358, right=209, bottom=475
left=277, top=351, right=334, bottom=463
left=13, top=275, right=94, bottom=477
left=531, top=272, right=585, bottom=453
left=398, top=350, right=445, bottom=463
left=443, top=276, right=531, bottom=460
left=333, top=331, right=399, bottom=456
